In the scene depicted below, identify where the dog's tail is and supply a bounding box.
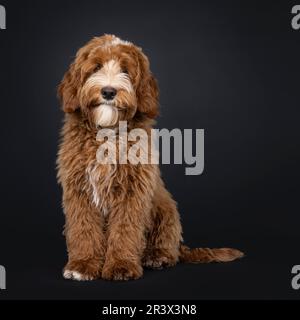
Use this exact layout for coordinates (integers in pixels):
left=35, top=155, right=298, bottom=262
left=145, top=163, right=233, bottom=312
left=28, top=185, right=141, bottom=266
left=179, top=244, right=244, bottom=263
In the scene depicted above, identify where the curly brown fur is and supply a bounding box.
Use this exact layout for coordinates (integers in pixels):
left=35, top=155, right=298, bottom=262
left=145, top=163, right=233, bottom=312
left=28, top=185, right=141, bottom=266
left=57, top=34, right=243, bottom=281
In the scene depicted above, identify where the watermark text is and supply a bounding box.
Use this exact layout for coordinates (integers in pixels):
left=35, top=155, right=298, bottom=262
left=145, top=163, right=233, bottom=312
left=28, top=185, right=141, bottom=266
left=96, top=121, right=204, bottom=176
left=292, top=265, right=300, bottom=290
left=291, top=5, right=300, bottom=30
left=0, top=5, right=6, bottom=30
left=0, top=265, right=6, bottom=290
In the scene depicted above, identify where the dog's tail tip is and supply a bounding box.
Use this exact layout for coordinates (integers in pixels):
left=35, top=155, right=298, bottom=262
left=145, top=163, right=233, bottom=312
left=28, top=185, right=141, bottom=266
left=179, top=244, right=244, bottom=263
left=215, top=247, right=245, bottom=262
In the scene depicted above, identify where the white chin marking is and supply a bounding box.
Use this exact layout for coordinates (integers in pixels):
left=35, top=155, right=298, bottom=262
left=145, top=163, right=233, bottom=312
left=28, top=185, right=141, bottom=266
left=63, top=270, right=91, bottom=281
left=94, top=104, right=118, bottom=127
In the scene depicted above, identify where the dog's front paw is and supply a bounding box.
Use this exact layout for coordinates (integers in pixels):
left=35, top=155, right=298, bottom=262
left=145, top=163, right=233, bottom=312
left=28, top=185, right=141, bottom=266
left=63, top=259, right=102, bottom=281
left=102, top=260, right=143, bottom=281
left=143, top=249, right=178, bottom=269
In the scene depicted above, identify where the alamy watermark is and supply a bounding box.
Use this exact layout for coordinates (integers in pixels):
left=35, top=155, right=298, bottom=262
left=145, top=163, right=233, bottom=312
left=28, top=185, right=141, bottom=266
left=0, top=265, right=5, bottom=290
left=0, top=5, right=6, bottom=30
left=96, top=121, right=204, bottom=176
left=291, top=5, right=300, bottom=30
left=291, top=265, right=300, bottom=290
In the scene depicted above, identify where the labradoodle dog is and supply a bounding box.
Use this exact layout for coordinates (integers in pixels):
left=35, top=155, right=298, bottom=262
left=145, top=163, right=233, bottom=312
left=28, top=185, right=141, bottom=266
left=57, top=34, right=243, bottom=281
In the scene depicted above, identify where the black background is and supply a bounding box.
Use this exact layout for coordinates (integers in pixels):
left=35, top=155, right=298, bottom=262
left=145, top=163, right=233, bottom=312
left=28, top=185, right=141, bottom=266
left=0, top=0, right=299, bottom=300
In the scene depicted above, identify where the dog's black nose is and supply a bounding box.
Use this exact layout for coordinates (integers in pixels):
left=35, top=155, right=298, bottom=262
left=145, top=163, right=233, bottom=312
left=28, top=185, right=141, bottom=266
left=101, top=87, right=117, bottom=100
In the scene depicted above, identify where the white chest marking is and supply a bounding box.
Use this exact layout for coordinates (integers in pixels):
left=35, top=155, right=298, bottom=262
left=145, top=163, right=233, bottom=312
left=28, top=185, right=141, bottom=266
left=86, top=161, right=117, bottom=217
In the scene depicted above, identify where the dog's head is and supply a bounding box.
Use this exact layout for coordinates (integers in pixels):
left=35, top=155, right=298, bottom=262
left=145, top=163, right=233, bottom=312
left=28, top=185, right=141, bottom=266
left=58, top=34, right=159, bottom=128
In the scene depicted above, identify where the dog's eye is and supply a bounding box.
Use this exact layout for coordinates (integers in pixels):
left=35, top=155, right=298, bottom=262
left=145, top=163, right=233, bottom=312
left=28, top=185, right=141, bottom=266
left=122, top=68, right=128, bottom=74
left=94, top=64, right=102, bottom=72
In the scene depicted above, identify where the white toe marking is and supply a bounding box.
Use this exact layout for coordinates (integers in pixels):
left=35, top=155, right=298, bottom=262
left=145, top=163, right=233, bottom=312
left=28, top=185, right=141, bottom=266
left=63, top=270, right=85, bottom=281
left=63, top=270, right=72, bottom=279
left=72, top=271, right=84, bottom=281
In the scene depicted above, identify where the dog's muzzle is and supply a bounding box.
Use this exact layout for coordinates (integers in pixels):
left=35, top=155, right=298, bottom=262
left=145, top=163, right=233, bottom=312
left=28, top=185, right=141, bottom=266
left=93, top=104, right=119, bottom=128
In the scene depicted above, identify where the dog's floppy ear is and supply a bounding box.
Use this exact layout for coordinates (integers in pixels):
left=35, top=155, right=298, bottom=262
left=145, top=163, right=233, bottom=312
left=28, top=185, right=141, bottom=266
left=58, top=36, right=113, bottom=113
left=136, top=50, right=159, bottom=119
left=58, top=62, right=80, bottom=113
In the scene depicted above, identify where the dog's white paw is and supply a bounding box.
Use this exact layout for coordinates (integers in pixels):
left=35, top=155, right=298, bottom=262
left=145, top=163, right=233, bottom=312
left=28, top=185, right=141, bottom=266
left=63, top=270, right=92, bottom=281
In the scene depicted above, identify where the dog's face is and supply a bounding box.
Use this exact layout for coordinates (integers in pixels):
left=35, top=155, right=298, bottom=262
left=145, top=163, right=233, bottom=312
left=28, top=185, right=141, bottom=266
left=58, top=35, right=158, bottom=128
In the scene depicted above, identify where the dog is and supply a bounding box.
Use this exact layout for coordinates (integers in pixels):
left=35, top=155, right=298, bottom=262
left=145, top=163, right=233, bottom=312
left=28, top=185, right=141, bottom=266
left=57, top=34, right=243, bottom=281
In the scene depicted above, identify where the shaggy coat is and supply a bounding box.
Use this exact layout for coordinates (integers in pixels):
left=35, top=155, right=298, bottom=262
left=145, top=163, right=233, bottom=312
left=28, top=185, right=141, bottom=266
left=57, top=35, right=243, bottom=281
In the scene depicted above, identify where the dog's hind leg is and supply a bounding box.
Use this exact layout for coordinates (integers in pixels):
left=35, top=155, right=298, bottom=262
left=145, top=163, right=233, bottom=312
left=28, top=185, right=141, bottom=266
left=143, top=182, right=183, bottom=269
